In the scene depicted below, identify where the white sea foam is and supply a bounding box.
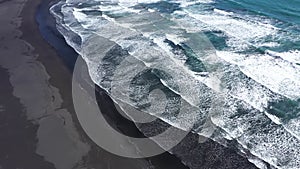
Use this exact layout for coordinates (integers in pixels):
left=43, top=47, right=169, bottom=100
left=51, top=1, right=300, bottom=168
left=181, top=11, right=278, bottom=50
left=216, top=51, right=300, bottom=99
left=213, top=8, right=233, bottom=16
left=173, top=0, right=214, bottom=7
left=266, top=50, right=300, bottom=65
left=265, top=111, right=281, bottom=125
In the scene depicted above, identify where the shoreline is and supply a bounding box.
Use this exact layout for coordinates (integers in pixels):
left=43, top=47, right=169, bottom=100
left=43, top=1, right=261, bottom=168
left=0, top=0, right=260, bottom=169
left=40, top=1, right=259, bottom=168
left=33, top=0, right=192, bottom=169
left=1, top=0, right=90, bottom=168
left=0, top=0, right=191, bottom=168
left=43, top=1, right=260, bottom=168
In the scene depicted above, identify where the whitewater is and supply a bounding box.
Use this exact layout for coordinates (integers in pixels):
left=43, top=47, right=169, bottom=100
left=50, top=0, right=300, bottom=169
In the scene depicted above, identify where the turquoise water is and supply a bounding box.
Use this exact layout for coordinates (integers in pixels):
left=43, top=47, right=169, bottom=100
left=51, top=1, right=300, bottom=169
left=214, top=0, right=300, bottom=52
left=216, top=0, right=300, bottom=24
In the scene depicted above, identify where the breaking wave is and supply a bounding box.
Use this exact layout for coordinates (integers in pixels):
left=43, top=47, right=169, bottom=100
left=50, top=0, right=300, bottom=169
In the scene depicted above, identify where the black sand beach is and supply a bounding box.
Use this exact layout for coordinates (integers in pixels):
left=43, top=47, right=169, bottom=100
left=0, top=0, right=190, bottom=168
left=0, top=0, right=259, bottom=169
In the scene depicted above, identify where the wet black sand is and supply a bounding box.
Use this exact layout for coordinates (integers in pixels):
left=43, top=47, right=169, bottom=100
left=0, top=0, right=190, bottom=168
left=0, top=0, right=259, bottom=168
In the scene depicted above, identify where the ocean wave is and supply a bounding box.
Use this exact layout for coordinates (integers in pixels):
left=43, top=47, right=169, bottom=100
left=50, top=1, right=300, bottom=169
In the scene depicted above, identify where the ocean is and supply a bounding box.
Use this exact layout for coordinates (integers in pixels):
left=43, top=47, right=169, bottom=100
left=50, top=0, right=300, bottom=169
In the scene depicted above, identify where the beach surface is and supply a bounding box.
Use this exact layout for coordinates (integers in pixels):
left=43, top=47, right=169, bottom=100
left=0, top=0, right=262, bottom=168
left=0, top=0, right=90, bottom=168
left=0, top=0, right=191, bottom=169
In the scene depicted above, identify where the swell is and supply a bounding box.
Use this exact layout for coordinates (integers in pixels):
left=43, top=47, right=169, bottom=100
left=50, top=0, right=297, bottom=166
left=50, top=3, right=266, bottom=167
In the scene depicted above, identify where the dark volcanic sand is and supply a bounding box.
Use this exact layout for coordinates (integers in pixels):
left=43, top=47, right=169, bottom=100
left=0, top=0, right=190, bottom=168
left=34, top=0, right=192, bottom=168
left=0, top=0, right=260, bottom=169
left=35, top=0, right=260, bottom=168
left=0, top=68, right=56, bottom=169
